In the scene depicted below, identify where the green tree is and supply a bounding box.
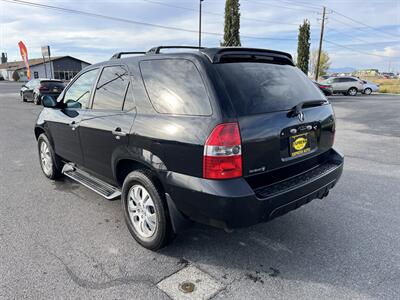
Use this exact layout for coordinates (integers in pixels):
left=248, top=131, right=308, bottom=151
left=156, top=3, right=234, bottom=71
left=311, top=49, right=331, bottom=79
left=296, top=19, right=311, bottom=74
left=221, top=0, right=241, bottom=46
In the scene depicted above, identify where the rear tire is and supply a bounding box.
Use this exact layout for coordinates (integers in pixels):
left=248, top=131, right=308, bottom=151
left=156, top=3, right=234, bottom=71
left=347, top=87, right=358, bottom=96
left=33, top=93, right=41, bottom=105
left=37, top=134, right=62, bottom=180
left=364, top=88, right=372, bottom=95
left=21, top=92, right=27, bottom=102
left=122, top=169, right=174, bottom=250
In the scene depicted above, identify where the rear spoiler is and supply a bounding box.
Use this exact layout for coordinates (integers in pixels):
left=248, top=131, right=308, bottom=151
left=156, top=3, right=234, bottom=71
left=202, top=47, right=294, bottom=65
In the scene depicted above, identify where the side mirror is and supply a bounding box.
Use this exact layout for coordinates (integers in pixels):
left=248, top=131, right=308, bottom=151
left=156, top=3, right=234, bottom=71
left=65, top=99, right=82, bottom=109
left=42, top=95, right=57, bottom=108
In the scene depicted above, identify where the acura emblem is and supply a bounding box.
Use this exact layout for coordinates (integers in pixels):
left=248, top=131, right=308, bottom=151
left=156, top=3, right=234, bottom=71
left=298, top=111, right=305, bottom=122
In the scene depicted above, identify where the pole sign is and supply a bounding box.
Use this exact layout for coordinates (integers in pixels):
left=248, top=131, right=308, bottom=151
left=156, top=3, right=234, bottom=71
left=41, top=46, right=51, bottom=58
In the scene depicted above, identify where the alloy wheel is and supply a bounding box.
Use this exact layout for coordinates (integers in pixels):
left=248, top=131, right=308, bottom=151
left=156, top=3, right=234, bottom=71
left=127, top=184, right=157, bottom=238
left=40, top=141, right=52, bottom=176
left=348, top=88, right=357, bottom=96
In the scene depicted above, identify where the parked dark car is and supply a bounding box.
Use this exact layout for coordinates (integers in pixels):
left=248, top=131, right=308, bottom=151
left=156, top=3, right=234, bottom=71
left=21, top=79, right=65, bottom=105
left=313, top=80, right=333, bottom=96
left=35, top=46, right=344, bottom=250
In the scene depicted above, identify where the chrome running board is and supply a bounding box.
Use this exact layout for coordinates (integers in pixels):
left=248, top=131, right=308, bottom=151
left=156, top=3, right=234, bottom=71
left=62, top=164, right=121, bottom=200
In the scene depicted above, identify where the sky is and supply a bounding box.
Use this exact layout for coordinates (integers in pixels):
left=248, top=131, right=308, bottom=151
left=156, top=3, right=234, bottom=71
left=0, top=0, right=399, bottom=72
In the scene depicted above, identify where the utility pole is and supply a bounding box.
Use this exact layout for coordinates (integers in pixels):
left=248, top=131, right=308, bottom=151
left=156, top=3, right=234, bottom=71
left=199, top=0, right=204, bottom=48
left=315, top=6, right=326, bottom=81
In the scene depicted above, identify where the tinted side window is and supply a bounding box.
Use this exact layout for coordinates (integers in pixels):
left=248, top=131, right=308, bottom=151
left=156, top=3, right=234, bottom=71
left=93, top=66, right=130, bottom=110
left=64, top=69, right=98, bottom=109
left=140, top=59, right=211, bottom=116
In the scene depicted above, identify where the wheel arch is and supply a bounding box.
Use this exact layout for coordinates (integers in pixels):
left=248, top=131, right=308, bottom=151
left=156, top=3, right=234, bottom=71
left=114, top=158, right=165, bottom=189
left=34, top=126, right=56, bottom=149
left=34, top=126, right=46, bottom=140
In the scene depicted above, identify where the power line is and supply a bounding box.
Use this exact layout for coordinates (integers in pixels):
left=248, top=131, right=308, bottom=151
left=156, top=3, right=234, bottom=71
left=329, top=8, right=399, bottom=39
left=272, top=0, right=322, bottom=10
left=328, top=16, right=389, bottom=38
left=323, top=39, right=400, bottom=59
left=326, top=28, right=399, bottom=46
left=142, top=0, right=300, bottom=26
left=243, top=0, right=319, bottom=13
left=0, top=0, right=297, bottom=42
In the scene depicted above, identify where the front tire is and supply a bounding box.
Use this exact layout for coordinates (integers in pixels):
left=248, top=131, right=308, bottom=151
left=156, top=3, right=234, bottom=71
left=37, top=134, right=62, bottom=179
left=122, top=170, right=174, bottom=250
left=364, top=88, right=372, bottom=95
left=347, top=87, right=358, bottom=96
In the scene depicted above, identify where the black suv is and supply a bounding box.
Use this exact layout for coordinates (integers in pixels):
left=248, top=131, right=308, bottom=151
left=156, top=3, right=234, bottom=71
left=35, top=46, right=344, bottom=250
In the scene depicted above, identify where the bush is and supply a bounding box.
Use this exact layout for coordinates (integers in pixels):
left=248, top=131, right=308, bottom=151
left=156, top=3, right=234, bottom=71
left=12, top=71, right=20, bottom=82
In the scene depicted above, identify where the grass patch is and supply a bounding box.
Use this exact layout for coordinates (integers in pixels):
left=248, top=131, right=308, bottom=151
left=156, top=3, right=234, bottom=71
left=361, top=77, right=400, bottom=94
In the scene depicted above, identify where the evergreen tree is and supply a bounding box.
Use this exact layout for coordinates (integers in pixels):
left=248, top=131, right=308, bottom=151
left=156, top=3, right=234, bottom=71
left=297, top=19, right=311, bottom=74
left=221, top=0, right=241, bottom=46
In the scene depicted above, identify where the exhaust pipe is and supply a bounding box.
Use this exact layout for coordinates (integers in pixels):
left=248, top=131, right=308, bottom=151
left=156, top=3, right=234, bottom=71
left=318, top=190, right=329, bottom=199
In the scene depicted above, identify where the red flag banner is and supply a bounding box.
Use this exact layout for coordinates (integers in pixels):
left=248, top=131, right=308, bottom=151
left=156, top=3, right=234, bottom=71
left=18, top=41, right=31, bottom=80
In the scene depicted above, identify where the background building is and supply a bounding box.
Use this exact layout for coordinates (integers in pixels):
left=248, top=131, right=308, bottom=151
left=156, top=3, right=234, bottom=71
left=0, top=55, right=90, bottom=81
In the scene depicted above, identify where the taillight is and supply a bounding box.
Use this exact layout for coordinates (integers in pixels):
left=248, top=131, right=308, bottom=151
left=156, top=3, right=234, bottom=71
left=203, top=123, right=242, bottom=179
left=39, top=85, right=49, bottom=91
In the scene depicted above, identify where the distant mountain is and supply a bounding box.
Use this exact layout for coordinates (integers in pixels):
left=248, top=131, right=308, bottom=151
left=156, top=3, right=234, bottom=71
left=328, top=67, right=356, bottom=73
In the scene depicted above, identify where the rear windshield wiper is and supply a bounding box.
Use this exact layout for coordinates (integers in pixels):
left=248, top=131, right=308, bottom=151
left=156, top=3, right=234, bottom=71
left=290, top=100, right=329, bottom=117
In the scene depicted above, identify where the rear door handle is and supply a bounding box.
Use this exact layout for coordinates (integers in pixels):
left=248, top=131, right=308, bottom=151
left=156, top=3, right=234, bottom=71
left=69, top=121, right=79, bottom=131
left=112, top=127, right=127, bottom=139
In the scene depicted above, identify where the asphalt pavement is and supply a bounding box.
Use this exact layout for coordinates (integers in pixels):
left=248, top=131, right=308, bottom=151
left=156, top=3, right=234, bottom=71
left=0, top=81, right=399, bottom=299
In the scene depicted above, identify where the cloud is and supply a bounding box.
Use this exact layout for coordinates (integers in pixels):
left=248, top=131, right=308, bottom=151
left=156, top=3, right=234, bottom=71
left=373, top=46, right=400, bottom=58
left=1, top=0, right=399, bottom=71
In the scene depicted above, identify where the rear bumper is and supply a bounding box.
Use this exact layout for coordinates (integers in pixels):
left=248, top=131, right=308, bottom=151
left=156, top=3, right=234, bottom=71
left=163, top=148, right=344, bottom=229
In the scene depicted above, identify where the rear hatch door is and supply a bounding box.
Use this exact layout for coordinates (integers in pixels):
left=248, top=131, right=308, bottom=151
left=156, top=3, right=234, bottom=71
left=216, top=62, right=335, bottom=178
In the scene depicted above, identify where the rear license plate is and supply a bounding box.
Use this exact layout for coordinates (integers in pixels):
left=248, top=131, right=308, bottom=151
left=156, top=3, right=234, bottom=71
left=289, top=133, right=311, bottom=157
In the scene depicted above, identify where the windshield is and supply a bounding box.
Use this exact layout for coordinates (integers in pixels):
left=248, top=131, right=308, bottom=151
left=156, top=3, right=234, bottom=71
left=216, top=63, right=325, bottom=116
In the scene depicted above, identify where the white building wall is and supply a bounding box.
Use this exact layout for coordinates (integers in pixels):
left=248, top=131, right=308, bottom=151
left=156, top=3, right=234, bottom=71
left=30, top=62, right=54, bottom=79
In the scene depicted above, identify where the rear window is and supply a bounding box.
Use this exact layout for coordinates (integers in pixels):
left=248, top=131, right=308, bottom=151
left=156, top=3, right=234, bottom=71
left=216, top=63, right=324, bottom=116
left=40, top=81, right=65, bottom=89
left=140, top=59, right=212, bottom=116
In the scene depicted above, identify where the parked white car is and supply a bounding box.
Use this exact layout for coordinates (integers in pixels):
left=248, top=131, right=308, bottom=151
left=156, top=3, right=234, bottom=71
left=361, top=80, right=379, bottom=95
left=321, top=76, right=364, bottom=96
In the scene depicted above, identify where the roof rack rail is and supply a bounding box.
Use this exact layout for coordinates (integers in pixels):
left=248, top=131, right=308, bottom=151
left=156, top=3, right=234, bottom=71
left=110, top=52, right=146, bottom=60
left=147, top=46, right=205, bottom=54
